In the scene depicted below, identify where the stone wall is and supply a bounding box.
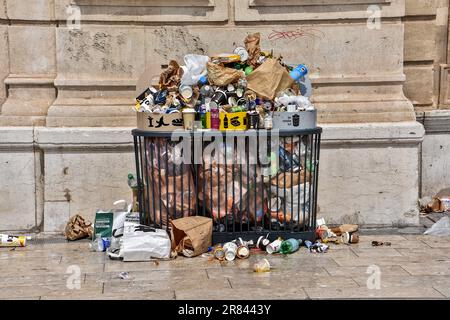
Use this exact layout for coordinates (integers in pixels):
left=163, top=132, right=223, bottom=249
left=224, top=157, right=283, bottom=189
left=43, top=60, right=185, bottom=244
left=402, top=0, right=450, bottom=198
left=0, top=0, right=432, bottom=231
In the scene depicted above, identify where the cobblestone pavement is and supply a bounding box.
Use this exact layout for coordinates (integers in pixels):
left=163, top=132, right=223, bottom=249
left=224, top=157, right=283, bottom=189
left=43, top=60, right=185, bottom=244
left=1, top=233, right=450, bottom=300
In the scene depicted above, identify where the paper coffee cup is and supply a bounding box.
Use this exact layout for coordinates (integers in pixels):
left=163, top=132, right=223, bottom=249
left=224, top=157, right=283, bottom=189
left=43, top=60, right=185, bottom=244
left=266, top=239, right=282, bottom=254
left=182, top=108, right=196, bottom=130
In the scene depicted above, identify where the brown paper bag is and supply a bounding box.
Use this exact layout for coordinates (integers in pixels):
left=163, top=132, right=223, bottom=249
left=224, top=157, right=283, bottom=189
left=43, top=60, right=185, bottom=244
left=170, top=216, right=213, bottom=257
left=246, top=58, right=294, bottom=100
left=207, top=62, right=244, bottom=86
left=245, top=33, right=261, bottom=68
left=64, top=215, right=94, bottom=241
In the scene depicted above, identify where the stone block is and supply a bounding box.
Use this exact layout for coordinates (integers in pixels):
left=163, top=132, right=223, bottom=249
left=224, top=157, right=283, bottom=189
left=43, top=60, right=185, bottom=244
left=404, top=20, right=437, bottom=62
left=37, top=128, right=135, bottom=226
left=54, top=0, right=228, bottom=23
left=421, top=113, right=450, bottom=197
left=0, top=25, right=7, bottom=109
left=0, top=127, right=37, bottom=232
left=6, top=0, right=55, bottom=21
left=8, top=25, right=56, bottom=75
left=317, top=122, right=424, bottom=227
left=43, top=201, right=69, bottom=232
left=405, top=0, right=448, bottom=16
left=235, top=0, right=405, bottom=21
left=404, top=64, right=435, bottom=106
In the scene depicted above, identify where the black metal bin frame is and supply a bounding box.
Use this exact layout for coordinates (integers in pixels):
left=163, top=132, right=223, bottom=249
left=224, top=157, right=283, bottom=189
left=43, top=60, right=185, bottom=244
left=132, top=127, right=322, bottom=244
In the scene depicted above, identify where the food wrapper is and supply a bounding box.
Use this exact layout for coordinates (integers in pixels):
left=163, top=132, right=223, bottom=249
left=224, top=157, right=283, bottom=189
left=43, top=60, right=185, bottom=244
left=207, top=62, right=244, bottom=87
left=246, top=58, right=294, bottom=100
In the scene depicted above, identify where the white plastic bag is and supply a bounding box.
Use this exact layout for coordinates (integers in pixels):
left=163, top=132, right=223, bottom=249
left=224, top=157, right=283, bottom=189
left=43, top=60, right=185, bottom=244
left=424, top=216, right=450, bottom=236
left=180, top=54, right=209, bottom=86
left=122, top=222, right=171, bottom=261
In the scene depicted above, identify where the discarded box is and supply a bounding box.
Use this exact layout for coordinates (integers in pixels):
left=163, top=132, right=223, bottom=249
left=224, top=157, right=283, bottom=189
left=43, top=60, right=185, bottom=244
left=137, top=111, right=183, bottom=132
left=220, top=112, right=247, bottom=131
left=272, top=110, right=317, bottom=130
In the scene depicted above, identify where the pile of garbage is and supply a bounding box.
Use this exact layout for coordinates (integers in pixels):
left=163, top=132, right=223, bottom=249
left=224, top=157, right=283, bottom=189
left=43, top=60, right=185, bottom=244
left=134, top=33, right=315, bottom=131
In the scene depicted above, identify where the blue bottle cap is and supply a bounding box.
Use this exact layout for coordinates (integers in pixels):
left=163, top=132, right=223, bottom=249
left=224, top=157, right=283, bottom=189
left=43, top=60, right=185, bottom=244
left=199, top=76, right=208, bottom=85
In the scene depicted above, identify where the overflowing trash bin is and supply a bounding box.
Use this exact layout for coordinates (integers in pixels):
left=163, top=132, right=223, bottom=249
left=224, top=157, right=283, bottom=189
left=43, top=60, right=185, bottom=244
left=131, top=32, right=322, bottom=244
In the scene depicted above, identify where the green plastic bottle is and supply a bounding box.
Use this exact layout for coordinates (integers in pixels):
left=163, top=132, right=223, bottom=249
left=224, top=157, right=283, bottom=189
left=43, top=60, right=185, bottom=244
left=280, top=238, right=302, bottom=254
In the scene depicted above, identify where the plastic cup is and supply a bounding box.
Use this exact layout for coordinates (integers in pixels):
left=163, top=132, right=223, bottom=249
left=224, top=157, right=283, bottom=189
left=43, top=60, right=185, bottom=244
left=253, top=259, right=271, bottom=273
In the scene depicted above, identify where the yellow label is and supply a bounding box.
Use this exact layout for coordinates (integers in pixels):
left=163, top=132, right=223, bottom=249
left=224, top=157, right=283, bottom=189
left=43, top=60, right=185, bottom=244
left=219, top=112, right=247, bottom=131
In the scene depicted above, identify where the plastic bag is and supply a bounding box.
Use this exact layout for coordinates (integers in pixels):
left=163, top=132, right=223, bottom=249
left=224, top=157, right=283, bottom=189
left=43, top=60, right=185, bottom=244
left=180, top=54, right=209, bottom=86
left=424, top=216, right=450, bottom=236
left=122, top=222, right=171, bottom=261
left=145, top=138, right=196, bottom=226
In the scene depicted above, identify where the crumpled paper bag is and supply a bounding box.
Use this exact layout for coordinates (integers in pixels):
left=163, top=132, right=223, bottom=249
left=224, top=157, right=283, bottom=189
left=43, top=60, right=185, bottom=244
left=246, top=58, right=294, bottom=100
left=245, top=33, right=261, bottom=68
left=207, top=62, right=244, bottom=86
left=159, top=60, right=182, bottom=90
left=64, top=214, right=94, bottom=241
left=170, top=216, right=212, bottom=257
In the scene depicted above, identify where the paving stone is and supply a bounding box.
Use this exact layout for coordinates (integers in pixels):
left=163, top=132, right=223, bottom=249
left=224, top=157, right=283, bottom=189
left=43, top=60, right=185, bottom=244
left=401, top=262, right=450, bottom=276
left=351, top=275, right=450, bottom=288
left=41, top=290, right=176, bottom=300
left=228, top=275, right=358, bottom=290
left=103, top=278, right=231, bottom=294
left=175, top=287, right=308, bottom=300
left=350, top=248, right=403, bottom=258
left=304, top=286, right=445, bottom=299
left=0, top=283, right=103, bottom=299
left=433, top=286, right=450, bottom=298
left=324, top=265, right=409, bottom=277
left=333, top=256, right=425, bottom=267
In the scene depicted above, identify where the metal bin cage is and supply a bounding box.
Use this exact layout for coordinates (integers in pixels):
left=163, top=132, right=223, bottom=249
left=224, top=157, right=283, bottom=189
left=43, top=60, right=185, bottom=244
left=132, top=128, right=322, bottom=244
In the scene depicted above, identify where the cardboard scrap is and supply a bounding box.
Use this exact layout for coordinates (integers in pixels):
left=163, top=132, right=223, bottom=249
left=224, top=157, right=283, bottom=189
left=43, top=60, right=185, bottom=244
left=246, top=58, right=294, bottom=100
left=170, top=216, right=212, bottom=257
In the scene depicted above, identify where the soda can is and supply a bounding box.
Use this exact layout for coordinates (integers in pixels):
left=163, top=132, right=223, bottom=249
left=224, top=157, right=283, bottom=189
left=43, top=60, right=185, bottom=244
left=223, top=242, right=238, bottom=261
left=237, top=245, right=250, bottom=259
left=214, top=245, right=225, bottom=261
left=341, top=232, right=359, bottom=244
left=256, top=236, right=270, bottom=250
left=266, top=238, right=282, bottom=254
left=233, top=46, right=249, bottom=62
left=247, top=112, right=260, bottom=129
left=304, top=240, right=313, bottom=249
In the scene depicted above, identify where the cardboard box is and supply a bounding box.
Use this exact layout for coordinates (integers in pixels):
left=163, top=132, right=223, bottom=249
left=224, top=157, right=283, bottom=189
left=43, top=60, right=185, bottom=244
left=272, top=110, right=317, bottom=130
left=219, top=112, right=247, bottom=130
left=137, top=112, right=183, bottom=132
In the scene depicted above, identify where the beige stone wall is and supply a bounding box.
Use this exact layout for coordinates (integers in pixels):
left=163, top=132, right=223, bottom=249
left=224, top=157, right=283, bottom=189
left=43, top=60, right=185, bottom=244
left=403, top=0, right=449, bottom=109
left=0, top=0, right=416, bottom=125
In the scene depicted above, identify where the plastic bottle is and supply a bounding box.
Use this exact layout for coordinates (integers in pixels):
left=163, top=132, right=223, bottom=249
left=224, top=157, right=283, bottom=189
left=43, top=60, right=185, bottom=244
left=128, top=173, right=139, bottom=212
left=280, top=238, right=302, bottom=254
left=210, top=104, right=220, bottom=130
left=128, top=173, right=137, bottom=188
